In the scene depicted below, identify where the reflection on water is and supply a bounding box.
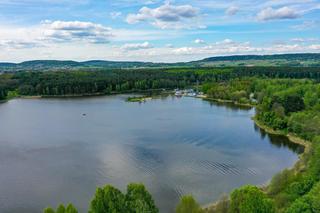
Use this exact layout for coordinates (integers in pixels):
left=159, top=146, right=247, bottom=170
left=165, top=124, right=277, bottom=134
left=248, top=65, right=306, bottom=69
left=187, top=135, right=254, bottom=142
left=0, top=95, right=300, bottom=213
left=253, top=124, right=304, bottom=154
left=207, top=101, right=252, bottom=111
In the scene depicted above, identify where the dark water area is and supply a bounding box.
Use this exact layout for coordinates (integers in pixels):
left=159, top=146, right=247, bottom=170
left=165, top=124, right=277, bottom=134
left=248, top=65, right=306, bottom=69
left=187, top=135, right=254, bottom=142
left=0, top=95, right=302, bottom=212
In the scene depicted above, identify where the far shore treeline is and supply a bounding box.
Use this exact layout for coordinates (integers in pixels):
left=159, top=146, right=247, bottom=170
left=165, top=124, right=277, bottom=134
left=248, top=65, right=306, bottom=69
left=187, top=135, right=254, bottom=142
left=1, top=64, right=320, bottom=213
left=1, top=66, right=320, bottom=100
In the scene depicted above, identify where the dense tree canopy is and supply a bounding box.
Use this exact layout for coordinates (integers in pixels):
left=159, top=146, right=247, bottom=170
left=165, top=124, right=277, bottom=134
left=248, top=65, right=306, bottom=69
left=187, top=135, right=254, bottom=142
left=89, top=185, right=126, bottom=213
left=44, top=183, right=158, bottom=213
left=229, top=185, right=275, bottom=213
left=125, top=183, right=159, bottom=213
left=0, top=66, right=320, bottom=100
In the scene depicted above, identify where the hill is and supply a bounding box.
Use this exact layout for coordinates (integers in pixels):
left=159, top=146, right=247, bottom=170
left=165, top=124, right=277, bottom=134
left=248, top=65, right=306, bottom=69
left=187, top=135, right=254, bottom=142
left=0, top=53, right=319, bottom=72
left=195, top=53, right=320, bottom=67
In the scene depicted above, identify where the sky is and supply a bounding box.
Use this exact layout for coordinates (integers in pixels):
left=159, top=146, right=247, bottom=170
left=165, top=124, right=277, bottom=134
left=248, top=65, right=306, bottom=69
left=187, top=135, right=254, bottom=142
left=0, top=0, right=319, bottom=62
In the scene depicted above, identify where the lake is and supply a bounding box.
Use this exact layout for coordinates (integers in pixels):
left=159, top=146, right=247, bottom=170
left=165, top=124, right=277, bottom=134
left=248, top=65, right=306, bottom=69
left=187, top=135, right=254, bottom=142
left=0, top=95, right=303, bottom=213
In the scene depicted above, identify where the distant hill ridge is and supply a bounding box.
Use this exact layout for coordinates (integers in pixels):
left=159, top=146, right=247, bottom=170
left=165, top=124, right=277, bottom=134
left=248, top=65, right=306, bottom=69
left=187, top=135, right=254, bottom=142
left=1, top=53, right=319, bottom=71
left=198, top=53, right=320, bottom=62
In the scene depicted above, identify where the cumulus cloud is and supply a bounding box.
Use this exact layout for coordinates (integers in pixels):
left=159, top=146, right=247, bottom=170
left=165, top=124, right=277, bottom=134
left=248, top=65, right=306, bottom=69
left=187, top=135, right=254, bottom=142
left=41, top=20, right=113, bottom=43
left=257, top=6, right=300, bottom=21
left=121, top=41, right=153, bottom=50
left=126, top=2, right=200, bottom=29
left=225, top=6, right=239, bottom=16
left=0, top=20, right=115, bottom=52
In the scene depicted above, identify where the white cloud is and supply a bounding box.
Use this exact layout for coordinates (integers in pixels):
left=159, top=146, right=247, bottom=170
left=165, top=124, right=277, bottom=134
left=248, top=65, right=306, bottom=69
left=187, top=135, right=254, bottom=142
left=0, top=20, right=179, bottom=52
left=0, top=18, right=319, bottom=63
left=0, top=20, right=115, bottom=52
left=257, top=6, right=300, bottom=21
left=309, top=44, right=320, bottom=50
left=41, top=20, right=113, bottom=43
left=169, top=39, right=320, bottom=60
left=225, top=6, right=239, bottom=16
left=121, top=41, right=153, bottom=50
left=0, top=40, right=42, bottom=49
left=126, top=2, right=201, bottom=29
left=172, top=39, right=258, bottom=56
left=194, top=39, right=205, bottom=44
left=0, top=38, right=319, bottom=63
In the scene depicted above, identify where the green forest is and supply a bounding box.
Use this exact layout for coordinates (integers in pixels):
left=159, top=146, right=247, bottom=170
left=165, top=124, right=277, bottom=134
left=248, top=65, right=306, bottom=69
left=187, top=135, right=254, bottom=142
left=1, top=66, right=320, bottom=99
left=1, top=67, right=320, bottom=213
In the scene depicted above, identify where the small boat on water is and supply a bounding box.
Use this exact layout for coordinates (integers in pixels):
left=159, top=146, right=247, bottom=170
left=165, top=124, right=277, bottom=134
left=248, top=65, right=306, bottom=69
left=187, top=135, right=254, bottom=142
left=186, top=92, right=197, bottom=97
left=175, top=91, right=182, bottom=96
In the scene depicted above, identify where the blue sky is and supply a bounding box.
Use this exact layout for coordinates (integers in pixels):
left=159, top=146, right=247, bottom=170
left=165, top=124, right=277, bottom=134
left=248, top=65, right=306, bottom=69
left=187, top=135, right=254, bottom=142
left=0, top=0, right=319, bottom=62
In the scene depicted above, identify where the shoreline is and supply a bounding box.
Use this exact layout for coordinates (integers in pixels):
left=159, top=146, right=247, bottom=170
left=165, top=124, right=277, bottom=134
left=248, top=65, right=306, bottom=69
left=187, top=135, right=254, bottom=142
left=252, top=117, right=311, bottom=177
left=201, top=96, right=255, bottom=108
left=1, top=89, right=174, bottom=102
left=202, top=98, right=311, bottom=211
left=253, top=117, right=310, bottom=152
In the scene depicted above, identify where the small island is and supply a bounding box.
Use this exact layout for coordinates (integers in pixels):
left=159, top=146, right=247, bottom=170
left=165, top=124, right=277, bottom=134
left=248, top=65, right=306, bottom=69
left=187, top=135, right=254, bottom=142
left=126, top=96, right=152, bottom=103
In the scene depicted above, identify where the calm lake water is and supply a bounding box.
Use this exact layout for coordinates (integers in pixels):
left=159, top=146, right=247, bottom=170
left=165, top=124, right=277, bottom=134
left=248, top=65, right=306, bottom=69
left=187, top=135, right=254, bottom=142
left=0, top=95, right=302, bottom=213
